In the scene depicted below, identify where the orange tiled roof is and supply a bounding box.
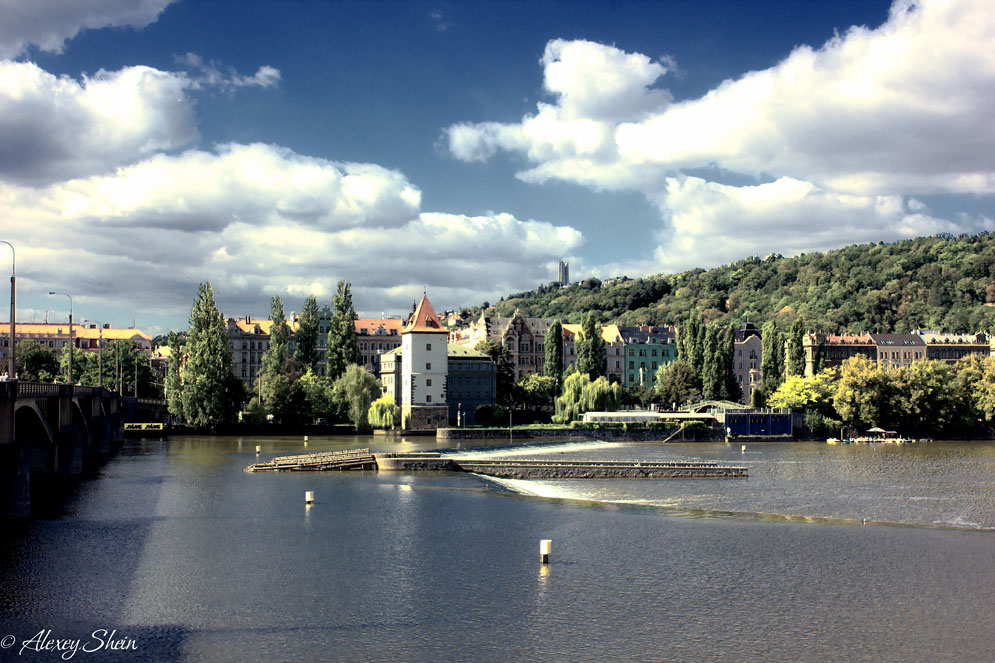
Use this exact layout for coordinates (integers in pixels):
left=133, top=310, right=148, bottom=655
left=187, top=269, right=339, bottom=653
left=355, top=318, right=404, bottom=335
left=231, top=318, right=298, bottom=335
left=403, top=296, right=448, bottom=334
left=562, top=323, right=620, bottom=343
left=0, top=322, right=150, bottom=341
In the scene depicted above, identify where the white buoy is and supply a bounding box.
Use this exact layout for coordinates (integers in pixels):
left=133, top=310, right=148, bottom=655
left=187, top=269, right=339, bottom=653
left=741, top=445, right=746, bottom=453
left=306, top=490, right=315, bottom=505
left=256, top=445, right=261, bottom=455
left=540, top=539, right=552, bottom=564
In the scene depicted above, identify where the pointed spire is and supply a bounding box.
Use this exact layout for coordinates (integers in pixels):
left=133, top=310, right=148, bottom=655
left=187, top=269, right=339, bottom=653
left=403, top=295, right=448, bottom=334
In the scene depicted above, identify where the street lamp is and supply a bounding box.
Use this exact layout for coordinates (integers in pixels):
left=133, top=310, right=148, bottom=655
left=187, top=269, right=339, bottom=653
left=48, top=291, right=74, bottom=385
left=0, top=241, right=13, bottom=380
left=84, top=319, right=103, bottom=389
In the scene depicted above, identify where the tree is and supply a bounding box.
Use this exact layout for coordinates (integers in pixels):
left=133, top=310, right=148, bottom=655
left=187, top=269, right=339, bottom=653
left=701, top=325, right=722, bottom=400
left=544, top=320, right=563, bottom=390
left=787, top=317, right=805, bottom=376
left=517, top=373, right=558, bottom=410
left=833, top=355, right=894, bottom=429
left=654, top=360, right=701, bottom=408
left=768, top=370, right=836, bottom=417
left=553, top=372, right=621, bottom=423
left=332, top=363, right=381, bottom=431
left=368, top=395, right=401, bottom=429
left=166, top=332, right=184, bottom=420
left=891, top=360, right=959, bottom=436
left=258, top=296, right=294, bottom=407
left=760, top=321, right=785, bottom=401
left=295, top=295, right=321, bottom=371
left=181, top=282, right=235, bottom=429
left=15, top=339, right=59, bottom=381
left=721, top=325, right=741, bottom=402
left=265, top=372, right=310, bottom=426
left=476, top=339, right=516, bottom=406
left=298, top=368, right=335, bottom=421
left=326, top=281, right=360, bottom=381
left=576, top=313, right=606, bottom=379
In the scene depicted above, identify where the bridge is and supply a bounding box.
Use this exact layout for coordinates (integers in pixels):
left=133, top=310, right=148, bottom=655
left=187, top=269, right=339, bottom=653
left=0, top=381, right=143, bottom=519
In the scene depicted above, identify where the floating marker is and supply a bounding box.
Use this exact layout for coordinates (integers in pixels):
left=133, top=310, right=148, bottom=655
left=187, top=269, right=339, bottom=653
left=741, top=445, right=746, bottom=453
left=256, top=445, right=261, bottom=455
left=304, top=435, right=308, bottom=447
left=540, top=539, right=552, bottom=564
left=306, top=490, right=315, bottom=505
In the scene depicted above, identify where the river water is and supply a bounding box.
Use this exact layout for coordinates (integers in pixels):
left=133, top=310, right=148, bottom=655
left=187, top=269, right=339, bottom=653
left=2, top=435, right=994, bottom=662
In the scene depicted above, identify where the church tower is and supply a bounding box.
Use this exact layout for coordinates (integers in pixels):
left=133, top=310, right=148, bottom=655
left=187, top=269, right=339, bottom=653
left=401, top=295, right=449, bottom=430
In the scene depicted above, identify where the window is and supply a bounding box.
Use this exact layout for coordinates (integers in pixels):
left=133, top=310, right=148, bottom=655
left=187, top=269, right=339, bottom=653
left=426, top=395, right=432, bottom=403
left=652, top=349, right=657, bottom=357
left=652, top=362, right=657, bottom=369
left=426, top=379, right=432, bottom=387
left=426, top=362, right=431, bottom=370
left=426, top=343, right=432, bottom=351
left=615, top=361, right=620, bottom=368
left=628, top=349, right=634, bottom=356
left=628, top=361, right=634, bottom=369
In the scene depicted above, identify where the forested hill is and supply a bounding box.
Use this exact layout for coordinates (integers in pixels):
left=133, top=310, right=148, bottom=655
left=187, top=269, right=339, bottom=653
left=475, top=233, right=995, bottom=333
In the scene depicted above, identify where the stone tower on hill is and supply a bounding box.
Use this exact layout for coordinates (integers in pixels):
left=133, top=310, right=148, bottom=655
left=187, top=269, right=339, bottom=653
left=401, top=295, right=449, bottom=430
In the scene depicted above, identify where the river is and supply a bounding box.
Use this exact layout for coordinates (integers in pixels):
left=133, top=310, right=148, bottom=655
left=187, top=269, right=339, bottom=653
left=2, top=435, right=994, bottom=662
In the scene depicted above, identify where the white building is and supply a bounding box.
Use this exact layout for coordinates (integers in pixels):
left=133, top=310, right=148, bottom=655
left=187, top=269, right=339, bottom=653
left=401, top=295, right=450, bottom=430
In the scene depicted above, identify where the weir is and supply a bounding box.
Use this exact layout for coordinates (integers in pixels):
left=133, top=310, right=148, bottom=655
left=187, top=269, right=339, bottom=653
left=245, top=449, right=748, bottom=479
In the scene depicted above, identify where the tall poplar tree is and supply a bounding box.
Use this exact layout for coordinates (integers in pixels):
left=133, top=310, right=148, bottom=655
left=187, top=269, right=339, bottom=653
left=722, top=325, right=741, bottom=402
left=576, top=314, right=606, bottom=379
left=259, top=296, right=293, bottom=406
left=181, top=282, right=233, bottom=428
left=295, top=295, right=320, bottom=371
left=544, top=320, right=563, bottom=389
left=760, top=320, right=785, bottom=401
left=326, top=280, right=360, bottom=381
left=165, top=331, right=184, bottom=419
left=701, top=325, right=722, bottom=400
left=787, top=317, right=806, bottom=376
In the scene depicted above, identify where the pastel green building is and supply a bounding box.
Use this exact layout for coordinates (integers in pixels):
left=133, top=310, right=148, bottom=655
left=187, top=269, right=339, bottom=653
left=619, top=326, right=677, bottom=388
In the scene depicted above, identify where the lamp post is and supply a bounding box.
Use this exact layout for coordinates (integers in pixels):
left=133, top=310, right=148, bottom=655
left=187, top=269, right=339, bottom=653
left=84, top=319, right=103, bottom=389
left=1, top=241, right=13, bottom=380
left=48, top=291, right=74, bottom=385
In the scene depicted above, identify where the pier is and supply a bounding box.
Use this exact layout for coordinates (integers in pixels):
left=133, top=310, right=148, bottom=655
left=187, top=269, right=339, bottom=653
left=245, top=449, right=747, bottom=479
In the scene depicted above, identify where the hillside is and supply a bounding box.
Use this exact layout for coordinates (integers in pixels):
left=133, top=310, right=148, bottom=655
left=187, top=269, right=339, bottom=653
left=473, top=233, right=995, bottom=333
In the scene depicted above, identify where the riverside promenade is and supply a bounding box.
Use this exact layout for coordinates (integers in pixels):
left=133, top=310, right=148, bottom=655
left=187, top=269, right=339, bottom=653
left=245, top=449, right=747, bottom=479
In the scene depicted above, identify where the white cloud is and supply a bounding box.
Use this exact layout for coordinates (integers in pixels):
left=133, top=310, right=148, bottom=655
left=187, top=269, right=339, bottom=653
left=646, top=176, right=995, bottom=272
left=176, top=53, right=282, bottom=91
left=445, top=0, right=995, bottom=276
left=0, top=60, right=198, bottom=185
left=1, top=144, right=583, bottom=319
left=0, top=0, right=174, bottom=58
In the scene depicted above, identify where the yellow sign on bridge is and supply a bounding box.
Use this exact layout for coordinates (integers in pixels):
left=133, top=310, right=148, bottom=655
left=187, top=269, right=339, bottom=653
left=124, top=423, right=164, bottom=431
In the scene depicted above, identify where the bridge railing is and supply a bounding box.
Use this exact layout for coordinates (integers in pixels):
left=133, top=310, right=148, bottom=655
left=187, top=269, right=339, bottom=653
left=16, top=382, right=67, bottom=397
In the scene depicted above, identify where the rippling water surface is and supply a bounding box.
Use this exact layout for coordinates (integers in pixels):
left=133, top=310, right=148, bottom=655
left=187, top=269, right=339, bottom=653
left=2, top=436, right=994, bottom=662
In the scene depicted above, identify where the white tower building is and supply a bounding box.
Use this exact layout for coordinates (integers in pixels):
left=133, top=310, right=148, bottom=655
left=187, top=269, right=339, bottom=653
left=401, top=295, right=450, bottom=430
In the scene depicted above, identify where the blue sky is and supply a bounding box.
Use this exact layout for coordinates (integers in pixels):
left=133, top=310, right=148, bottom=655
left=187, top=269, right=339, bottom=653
left=1, top=0, right=993, bottom=335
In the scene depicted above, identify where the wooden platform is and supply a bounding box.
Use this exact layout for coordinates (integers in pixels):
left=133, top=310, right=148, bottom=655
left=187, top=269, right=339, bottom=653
left=245, top=448, right=376, bottom=472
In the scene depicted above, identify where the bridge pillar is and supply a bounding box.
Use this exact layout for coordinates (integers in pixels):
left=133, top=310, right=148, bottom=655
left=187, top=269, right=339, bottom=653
left=54, top=425, right=85, bottom=476
left=0, top=441, right=31, bottom=519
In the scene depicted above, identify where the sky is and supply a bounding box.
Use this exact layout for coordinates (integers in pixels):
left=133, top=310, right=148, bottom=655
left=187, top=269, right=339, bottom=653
left=1, top=0, right=993, bottom=336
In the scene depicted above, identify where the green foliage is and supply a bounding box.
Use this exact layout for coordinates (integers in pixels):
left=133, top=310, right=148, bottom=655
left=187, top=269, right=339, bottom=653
left=295, top=294, right=321, bottom=371
left=654, top=360, right=701, bottom=408
left=476, top=339, right=516, bottom=405
left=760, top=321, right=784, bottom=400
left=332, top=363, right=381, bottom=431
left=368, top=394, right=401, bottom=429
left=14, top=339, right=59, bottom=381
left=166, top=332, right=184, bottom=419
left=326, top=281, right=360, bottom=382
left=544, top=319, right=563, bottom=389
left=297, top=368, right=335, bottom=421
left=833, top=356, right=893, bottom=428
left=181, top=282, right=236, bottom=429
left=517, top=373, right=558, bottom=409
left=474, top=403, right=508, bottom=427
left=768, top=370, right=836, bottom=417
left=787, top=317, right=805, bottom=377
left=576, top=313, right=606, bottom=379
left=553, top=371, right=622, bottom=423
left=469, top=233, right=995, bottom=335
left=258, top=296, right=294, bottom=406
